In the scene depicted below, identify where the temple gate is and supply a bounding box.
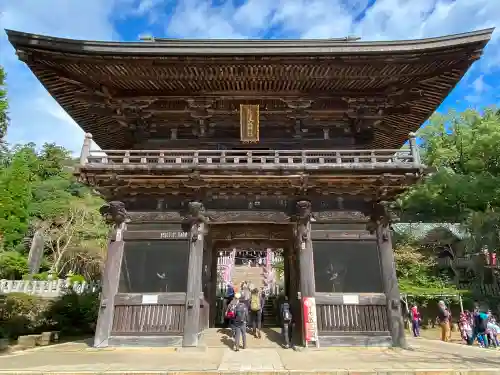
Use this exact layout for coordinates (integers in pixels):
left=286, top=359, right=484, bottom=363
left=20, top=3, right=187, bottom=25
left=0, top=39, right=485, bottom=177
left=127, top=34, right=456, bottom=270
left=7, top=27, right=493, bottom=348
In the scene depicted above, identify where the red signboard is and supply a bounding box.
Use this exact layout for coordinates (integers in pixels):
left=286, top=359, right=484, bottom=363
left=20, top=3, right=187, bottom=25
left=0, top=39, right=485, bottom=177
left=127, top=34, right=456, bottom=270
left=302, top=297, right=318, bottom=344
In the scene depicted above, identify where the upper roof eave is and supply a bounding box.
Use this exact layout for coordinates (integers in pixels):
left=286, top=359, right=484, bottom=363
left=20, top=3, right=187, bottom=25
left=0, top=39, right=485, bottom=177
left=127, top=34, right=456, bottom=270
left=5, top=28, right=495, bottom=57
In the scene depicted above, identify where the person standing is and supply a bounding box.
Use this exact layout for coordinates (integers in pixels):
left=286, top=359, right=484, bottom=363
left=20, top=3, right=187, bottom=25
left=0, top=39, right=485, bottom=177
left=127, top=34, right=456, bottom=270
left=249, top=288, right=265, bottom=338
left=280, top=296, right=293, bottom=348
left=241, top=282, right=251, bottom=309
left=410, top=304, right=421, bottom=337
left=473, top=307, right=489, bottom=347
left=223, top=283, right=235, bottom=327
left=229, top=292, right=248, bottom=351
left=437, top=300, right=450, bottom=342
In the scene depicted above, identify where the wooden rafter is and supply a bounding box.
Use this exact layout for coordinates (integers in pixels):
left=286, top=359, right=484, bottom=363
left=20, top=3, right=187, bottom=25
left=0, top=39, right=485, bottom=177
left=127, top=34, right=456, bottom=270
left=6, top=28, right=493, bottom=150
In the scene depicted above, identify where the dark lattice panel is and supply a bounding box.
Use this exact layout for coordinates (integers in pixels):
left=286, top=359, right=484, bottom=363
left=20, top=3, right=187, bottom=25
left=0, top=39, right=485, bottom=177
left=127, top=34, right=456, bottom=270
left=119, top=240, right=189, bottom=293
left=313, top=240, right=383, bottom=293
left=112, top=304, right=185, bottom=334
left=317, top=304, right=389, bottom=332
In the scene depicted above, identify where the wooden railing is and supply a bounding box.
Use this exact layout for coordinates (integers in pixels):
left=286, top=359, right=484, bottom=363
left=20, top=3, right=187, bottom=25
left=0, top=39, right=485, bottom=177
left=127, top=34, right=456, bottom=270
left=316, top=304, right=389, bottom=333
left=315, top=293, right=389, bottom=334
left=79, top=133, right=422, bottom=170
left=436, top=256, right=500, bottom=269
left=111, top=293, right=188, bottom=335
left=82, top=149, right=419, bottom=169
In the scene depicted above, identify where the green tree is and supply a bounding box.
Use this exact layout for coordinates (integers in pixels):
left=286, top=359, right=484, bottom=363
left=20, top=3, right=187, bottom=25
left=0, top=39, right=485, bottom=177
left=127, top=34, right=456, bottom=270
left=0, top=145, right=39, bottom=250
left=0, top=66, right=8, bottom=141
left=397, top=108, right=500, bottom=254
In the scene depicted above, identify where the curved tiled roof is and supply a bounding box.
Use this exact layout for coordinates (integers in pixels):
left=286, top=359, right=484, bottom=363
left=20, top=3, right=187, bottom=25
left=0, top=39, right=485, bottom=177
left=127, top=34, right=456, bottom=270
left=6, top=29, right=494, bottom=150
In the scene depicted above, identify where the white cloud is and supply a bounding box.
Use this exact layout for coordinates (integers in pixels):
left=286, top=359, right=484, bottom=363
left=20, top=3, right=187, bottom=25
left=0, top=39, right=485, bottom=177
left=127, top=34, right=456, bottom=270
left=1, top=0, right=499, bottom=152
left=0, top=0, right=133, bottom=152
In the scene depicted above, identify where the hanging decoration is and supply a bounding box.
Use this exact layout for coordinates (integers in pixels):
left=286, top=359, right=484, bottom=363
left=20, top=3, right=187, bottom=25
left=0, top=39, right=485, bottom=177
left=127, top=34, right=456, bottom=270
left=240, top=104, right=260, bottom=143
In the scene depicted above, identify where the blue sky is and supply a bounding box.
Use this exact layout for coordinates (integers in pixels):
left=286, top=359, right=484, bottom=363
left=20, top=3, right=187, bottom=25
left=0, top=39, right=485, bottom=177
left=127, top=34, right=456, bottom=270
left=0, top=0, right=499, bottom=153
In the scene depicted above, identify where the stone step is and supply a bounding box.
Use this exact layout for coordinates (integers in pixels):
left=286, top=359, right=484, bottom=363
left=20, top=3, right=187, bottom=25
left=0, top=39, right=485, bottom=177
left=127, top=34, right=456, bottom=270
left=200, top=327, right=284, bottom=348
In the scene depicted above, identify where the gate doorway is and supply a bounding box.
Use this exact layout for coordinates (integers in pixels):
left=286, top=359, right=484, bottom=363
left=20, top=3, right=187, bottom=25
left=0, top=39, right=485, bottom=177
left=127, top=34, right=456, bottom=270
left=213, top=247, right=285, bottom=328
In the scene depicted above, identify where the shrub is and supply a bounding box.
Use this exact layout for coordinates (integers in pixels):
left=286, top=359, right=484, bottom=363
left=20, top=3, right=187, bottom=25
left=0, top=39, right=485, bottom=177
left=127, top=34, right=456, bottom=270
left=67, top=273, right=86, bottom=284
left=0, top=251, right=29, bottom=279
left=0, top=290, right=99, bottom=339
left=43, top=290, right=99, bottom=335
left=0, top=293, right=49, bottom=339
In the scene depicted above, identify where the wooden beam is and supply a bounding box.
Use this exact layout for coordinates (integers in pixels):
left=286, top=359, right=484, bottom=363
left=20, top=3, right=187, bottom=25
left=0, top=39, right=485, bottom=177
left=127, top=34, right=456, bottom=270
left=314, top=292, right=386, bottom=305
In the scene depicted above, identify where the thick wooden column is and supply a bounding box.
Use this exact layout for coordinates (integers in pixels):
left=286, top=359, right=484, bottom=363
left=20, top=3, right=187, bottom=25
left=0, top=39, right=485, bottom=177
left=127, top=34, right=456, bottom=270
left=296, top=200, right=315, bottom=298
left=368, top=201, right=407, bottom=348
left=295, top=200, right=316, bottom=346
left=94, top=201, right=129, bottom=348
left=182, top=202, right=208, bottom=347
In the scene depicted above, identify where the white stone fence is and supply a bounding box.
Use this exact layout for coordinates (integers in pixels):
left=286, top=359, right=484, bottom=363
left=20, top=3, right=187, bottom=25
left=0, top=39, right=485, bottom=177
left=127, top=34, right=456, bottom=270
left=0, top=279, right=100, bottom=298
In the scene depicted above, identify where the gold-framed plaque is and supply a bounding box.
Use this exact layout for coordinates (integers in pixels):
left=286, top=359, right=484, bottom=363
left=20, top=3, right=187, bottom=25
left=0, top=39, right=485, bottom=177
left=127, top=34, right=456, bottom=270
left=240, top=104, right=259, bottom=143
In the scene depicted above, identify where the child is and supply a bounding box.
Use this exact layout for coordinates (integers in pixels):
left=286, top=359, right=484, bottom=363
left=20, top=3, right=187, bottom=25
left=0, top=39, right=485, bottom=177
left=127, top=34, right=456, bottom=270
left=487, top=313, right=499, bottom=347
left=459, top=312, right=473, bottom=345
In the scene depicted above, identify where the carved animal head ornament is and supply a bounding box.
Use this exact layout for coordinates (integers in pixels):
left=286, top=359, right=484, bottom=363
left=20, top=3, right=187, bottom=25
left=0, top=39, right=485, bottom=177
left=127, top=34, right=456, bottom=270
left=188, top=201, right=205, bottom=217
left=181, top=201, right=209, bottom=232
left=99, top=201, right=130, bottom=225
left=295, top=200, right=313, bottom=221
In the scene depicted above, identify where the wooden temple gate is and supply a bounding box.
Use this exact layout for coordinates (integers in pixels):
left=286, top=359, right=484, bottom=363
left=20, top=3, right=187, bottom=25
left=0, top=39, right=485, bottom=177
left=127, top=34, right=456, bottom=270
left=7, top=27, right=492, bottom=348
left=92, top=199, right=404, bottom=348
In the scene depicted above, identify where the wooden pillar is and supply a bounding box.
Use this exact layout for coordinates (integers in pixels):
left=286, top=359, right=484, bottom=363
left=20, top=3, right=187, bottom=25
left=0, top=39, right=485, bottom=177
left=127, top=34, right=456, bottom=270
left=79, top=132, right=92, bottom=166
left=296, top=200, right=315, bottom=298
left=368, top=201, right=407, bottom=348
left=295, top=200, right=316, bottom=346
left=94, top=201, right=129, bottom=348
left=182, top=201, right=208, bottom=347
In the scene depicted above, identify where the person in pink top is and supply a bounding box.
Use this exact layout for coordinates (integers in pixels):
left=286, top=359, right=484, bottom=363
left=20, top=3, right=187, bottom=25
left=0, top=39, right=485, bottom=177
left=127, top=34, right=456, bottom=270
left=411, top=304, right=421, bottom=337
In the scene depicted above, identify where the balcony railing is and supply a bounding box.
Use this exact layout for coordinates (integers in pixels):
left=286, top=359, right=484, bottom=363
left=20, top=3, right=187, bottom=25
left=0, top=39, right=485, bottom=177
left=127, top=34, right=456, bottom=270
left=79, top=133, right=422, bottom=170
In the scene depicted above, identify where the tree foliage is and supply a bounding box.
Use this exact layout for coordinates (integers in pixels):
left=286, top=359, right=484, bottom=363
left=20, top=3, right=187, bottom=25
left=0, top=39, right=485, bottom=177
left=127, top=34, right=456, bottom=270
left=0, top=142, right=107, bottom=280
left=397, top=108, right=500, bottom=254
left=0, top=66, right=8, bottom=141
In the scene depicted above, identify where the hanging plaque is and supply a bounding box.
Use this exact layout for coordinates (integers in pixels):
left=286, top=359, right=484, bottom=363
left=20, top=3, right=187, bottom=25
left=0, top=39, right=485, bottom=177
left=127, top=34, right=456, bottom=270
left=240, top=104, right=260, bottom=143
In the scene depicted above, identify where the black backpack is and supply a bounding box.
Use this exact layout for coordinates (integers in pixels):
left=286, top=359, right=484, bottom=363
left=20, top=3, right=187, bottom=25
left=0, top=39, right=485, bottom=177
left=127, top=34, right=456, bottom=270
left=234, top=303, right=246, bottom=324
left=282, top=302, right=292, bottom=322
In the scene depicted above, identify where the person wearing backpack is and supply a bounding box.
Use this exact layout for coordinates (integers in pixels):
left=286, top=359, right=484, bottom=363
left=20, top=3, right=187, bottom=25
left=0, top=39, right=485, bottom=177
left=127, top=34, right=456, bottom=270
left=473, top=307, right=489, bottom=347
left=280, top=296, right=293, bottom=348
left=223, top=283, right=235, bottom=327
left=228, top=292, right=248, bottom=351
left=249, top=288, right=264, bottom=338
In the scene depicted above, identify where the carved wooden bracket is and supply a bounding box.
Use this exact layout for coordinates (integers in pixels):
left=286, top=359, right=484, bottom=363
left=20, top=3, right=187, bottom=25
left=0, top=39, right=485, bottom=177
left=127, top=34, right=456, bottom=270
left=364, top=200, right=398, bottom=241
left=294, top=200, right=312, bottom=250
left=282, top=99, right=313, bottom=109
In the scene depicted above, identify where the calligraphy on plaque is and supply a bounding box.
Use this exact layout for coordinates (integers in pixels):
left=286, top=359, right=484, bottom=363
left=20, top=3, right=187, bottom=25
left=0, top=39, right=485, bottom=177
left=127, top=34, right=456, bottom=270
left=302, top=297, right=319, bottom=345
left=240, top=104, right=260, bottom=143
left=160, top=231, right=188, bottom=239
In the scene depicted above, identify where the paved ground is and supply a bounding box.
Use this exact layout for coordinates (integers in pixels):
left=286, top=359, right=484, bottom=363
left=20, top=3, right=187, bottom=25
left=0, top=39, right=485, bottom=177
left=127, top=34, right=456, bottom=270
left=1, top=336, right=500, bottom=374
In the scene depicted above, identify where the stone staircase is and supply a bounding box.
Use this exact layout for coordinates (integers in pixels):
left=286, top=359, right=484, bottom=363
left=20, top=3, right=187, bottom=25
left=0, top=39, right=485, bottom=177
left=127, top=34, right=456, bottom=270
left=262, top=297, right=278, bottom=327
left=232, top=265, right=265, bottom=290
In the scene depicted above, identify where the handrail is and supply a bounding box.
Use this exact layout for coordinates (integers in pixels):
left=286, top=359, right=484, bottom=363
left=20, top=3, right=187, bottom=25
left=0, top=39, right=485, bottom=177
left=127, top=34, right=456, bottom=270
left=79, top=133, right=422, bottom=169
